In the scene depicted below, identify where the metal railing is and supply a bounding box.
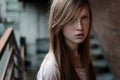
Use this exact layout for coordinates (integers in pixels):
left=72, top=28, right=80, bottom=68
left=0, top=27, right=25, bottom=80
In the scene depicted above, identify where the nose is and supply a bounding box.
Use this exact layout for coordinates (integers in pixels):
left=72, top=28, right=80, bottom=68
left=76, top=20, right=82, bottom=31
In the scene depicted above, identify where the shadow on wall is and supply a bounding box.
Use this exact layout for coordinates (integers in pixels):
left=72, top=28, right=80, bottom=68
left=90, top=0, right=120, bottom=79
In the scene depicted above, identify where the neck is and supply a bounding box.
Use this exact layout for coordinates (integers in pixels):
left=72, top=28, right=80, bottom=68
left=65, top=39, right=84, bottom=68
left=67, top=42, right=84, bottom=68
left=65, top=39, right=79, bottom=57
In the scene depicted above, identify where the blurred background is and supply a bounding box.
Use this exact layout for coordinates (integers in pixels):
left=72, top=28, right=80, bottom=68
left=0, top=0, right=120, bottom=80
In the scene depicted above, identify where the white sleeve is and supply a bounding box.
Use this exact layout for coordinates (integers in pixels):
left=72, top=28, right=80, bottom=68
left=37, top=59, right=60, bottom=80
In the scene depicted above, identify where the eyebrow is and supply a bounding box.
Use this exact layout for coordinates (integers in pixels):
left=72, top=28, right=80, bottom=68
left=82, top=12, right=90, bottom=16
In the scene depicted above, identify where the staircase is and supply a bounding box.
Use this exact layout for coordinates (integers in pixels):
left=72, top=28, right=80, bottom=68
left=90, top=30, right=115, bottom=80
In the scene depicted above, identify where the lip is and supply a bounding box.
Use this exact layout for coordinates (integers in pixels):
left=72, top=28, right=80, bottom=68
left=75, top=33, right=84, bottom=38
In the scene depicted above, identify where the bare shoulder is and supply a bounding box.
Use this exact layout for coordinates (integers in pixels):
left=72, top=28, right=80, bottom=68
left=37, top=52, right=60, bottom=80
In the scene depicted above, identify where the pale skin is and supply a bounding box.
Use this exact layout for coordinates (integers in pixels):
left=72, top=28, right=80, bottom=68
left=62, top=6, right=90, bottom=68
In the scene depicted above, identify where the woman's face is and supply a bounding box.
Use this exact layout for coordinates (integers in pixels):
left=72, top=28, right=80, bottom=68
left=62, top=6, right=90, bottom=45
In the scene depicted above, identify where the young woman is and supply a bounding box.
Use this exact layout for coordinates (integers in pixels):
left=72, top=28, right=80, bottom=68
left=37, top=0, right=96, bottom=80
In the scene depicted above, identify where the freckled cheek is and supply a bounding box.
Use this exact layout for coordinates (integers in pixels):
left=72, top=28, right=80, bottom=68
left=62, top=25, right=75, bottom=38
left=83, top=23, right=90, bottom=35
left=63, top=28, right=73, bottom=38
left=66, top=30, right=73, bottom=36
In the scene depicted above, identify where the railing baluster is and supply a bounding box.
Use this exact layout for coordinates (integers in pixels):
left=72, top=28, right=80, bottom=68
left=0, top=47, right=13, bottom=80
left=7, top=63, right=14, bottom=80
left=0, top=27, right=25, bottom=80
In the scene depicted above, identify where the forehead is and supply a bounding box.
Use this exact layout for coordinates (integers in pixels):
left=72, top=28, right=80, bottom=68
left=75, top=6, right=90, bottom=18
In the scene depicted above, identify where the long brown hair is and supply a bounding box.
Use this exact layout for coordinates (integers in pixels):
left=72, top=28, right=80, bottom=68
left=49, top=0, right=96, bottom=80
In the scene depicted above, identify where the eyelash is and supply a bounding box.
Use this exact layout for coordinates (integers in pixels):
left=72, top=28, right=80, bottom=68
left=69, top=15, right=89, bottom=24
left=82, top=16, right=89, bottom=20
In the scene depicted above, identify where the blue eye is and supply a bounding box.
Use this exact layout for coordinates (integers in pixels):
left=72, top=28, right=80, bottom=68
left=82, top=16, right=89, bottom=20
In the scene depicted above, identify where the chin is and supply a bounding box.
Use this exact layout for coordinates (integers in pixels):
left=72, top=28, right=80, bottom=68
left=75, top=39, right=85, bottom=44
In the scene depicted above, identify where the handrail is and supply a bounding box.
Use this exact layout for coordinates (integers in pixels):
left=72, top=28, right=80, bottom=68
left=0, top=27, right=25, bottom=80
left=0, top=27, right=12, bottom=59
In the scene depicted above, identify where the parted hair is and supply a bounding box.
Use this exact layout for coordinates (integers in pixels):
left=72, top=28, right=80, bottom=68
left=49, top=0, right=96, bottom=80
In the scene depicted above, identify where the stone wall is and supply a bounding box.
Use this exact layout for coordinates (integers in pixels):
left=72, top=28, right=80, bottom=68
left=90, top=0, right=120, bottom=79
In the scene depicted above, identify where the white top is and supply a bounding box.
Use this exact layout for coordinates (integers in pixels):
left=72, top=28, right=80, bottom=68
left=37, top=52, right=87, bottom=80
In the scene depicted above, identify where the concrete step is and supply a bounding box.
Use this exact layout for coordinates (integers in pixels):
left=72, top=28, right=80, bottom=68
left=90, top=39, right=100, bottom=46
left=90, top=48, right=102, bottom=57
left=93, top=59, right=108, bottom=68
left=97, top=73, right=115, bottom=80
